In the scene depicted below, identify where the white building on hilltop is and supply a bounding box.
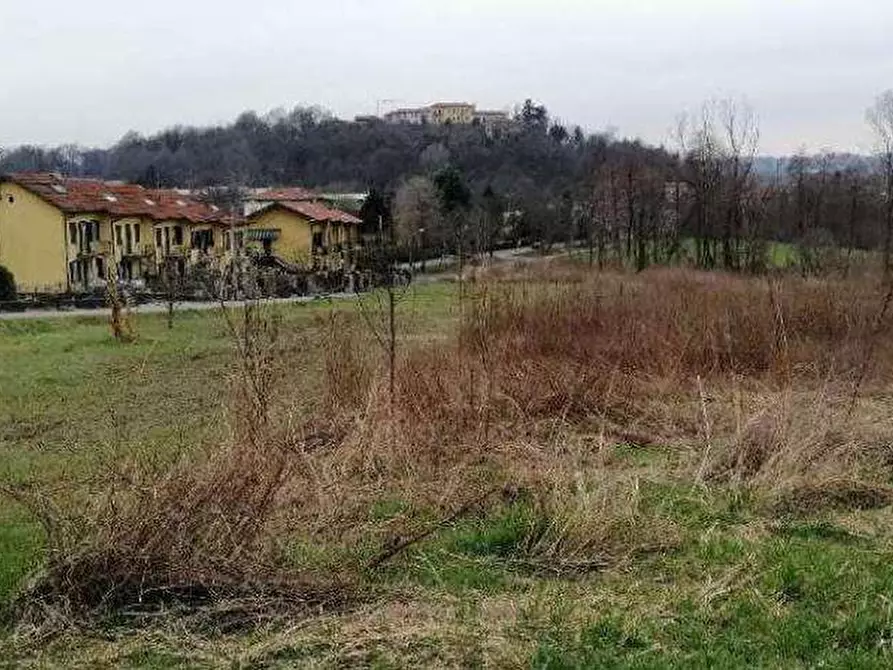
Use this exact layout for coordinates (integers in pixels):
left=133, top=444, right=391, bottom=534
left=382, top=102, right=511, bottom=129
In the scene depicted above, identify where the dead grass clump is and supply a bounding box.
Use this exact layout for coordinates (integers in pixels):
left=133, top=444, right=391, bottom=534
left=509, top=471, right=679, bottom=575
left=5, top=439, right=317, bottom=620
left=318, top=311, right=374, bottom=419
left=770, top=481, right=893, bottom=517
left=702, top=386, right=893, bottom=515
left=473, top=268, right=891, bottom=383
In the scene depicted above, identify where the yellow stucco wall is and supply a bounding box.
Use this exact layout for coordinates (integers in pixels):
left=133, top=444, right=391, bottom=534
left=0, top=182, right=69, bottom=292
left=245, top=208, right=316, bottom=263
left=112, top=217, right=152, bottom=254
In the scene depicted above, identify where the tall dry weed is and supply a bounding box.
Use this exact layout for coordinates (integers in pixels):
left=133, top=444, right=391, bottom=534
left=345, top=268, right=893, bottom=463
left=307, top=266, right=893, bottom=549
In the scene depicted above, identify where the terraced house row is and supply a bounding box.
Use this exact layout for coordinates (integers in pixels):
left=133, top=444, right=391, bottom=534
left=0, top=173, right=362, bottom=294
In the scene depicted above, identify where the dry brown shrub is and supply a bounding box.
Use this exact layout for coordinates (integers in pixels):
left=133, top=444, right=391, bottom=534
left=336, top=268, right=893, bottom=468
left=310, top=266, right=893, bottom=546
left=317, top=311, right=374, bottom=419
left=6, top=440, right=299, bottom=618
left=6, top=302, right=353, bottom=623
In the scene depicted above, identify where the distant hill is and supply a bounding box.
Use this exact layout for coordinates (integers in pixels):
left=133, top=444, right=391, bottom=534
left=0, top=103, right=671, bottom=198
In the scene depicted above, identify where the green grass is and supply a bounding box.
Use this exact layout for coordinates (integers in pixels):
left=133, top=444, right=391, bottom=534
left=386, top=502, right=540, bottom=593
left=0, top=509, right=42, bottom=608
left=532, top=527, right=893, bottom=668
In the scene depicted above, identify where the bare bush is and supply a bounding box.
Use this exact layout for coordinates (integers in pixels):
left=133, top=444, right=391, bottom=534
left=6, top=439, right=295, bottom=618
left=5, top=301, right=349, bottom=623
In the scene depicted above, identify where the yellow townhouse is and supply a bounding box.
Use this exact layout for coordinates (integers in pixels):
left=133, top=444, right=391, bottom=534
left=242, top=189, right=362, bottom=267
left=0, top=173, right=232, bottom=293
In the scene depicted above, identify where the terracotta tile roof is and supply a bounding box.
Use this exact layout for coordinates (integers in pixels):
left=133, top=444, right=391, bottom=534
left=251, top=186, right=319, bottom=202
left=252, top=200, right=362, bottom=225
left=1, top=172, right=231, bottom=224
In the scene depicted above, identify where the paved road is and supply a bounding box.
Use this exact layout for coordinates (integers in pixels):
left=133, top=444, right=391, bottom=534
left=0, top=247, right=543, bottom=321
left=0, top=293, right=358, bottom=321
left=397, top=246, right=539, bottom=272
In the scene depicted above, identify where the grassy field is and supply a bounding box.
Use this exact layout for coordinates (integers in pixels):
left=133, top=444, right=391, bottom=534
left=3, top=267, right=893, bottom=668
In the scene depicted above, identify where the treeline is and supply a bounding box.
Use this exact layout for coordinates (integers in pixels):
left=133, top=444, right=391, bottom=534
left=0, top=101, right=600, bottom=194
left=3, top=95, right=893, bottom=274
left=364, top=98, right=893, bottom=276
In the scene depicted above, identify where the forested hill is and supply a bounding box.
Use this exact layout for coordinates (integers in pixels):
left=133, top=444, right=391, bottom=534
left=3, top=101, right=890, bottom=272
left=0, top=102, right=672, bottom=197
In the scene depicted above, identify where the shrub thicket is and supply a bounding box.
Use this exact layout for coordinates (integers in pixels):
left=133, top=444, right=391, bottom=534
left=0, top=265, right=15, bottom=301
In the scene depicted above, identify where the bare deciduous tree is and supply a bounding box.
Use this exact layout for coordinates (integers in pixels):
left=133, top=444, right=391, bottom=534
left=676, top=98, right=761, bottom=270
left=867, top=91, right=893, bottom=276
left=393, top=176, right=442, bottom=266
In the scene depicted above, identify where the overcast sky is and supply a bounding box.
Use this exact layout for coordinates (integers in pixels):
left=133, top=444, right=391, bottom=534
left=0, top=0, right=890, bottom=154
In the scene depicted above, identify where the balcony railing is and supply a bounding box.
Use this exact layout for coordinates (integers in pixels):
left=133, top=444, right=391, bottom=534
left=79, top=240, right=111, bottom=256
left=117, top=244, right=148, bottom=257
left=160, top=245, right=186, bottom=257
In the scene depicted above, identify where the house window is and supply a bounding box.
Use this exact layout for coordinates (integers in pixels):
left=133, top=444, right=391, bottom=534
left=96, top=257, right=105, bottom=280
left=115, top=226, right=123, bottom=246
left=234, top=231, right=244, bottom=249
left=312, top=231, right=324, bottom=253
left=134, top=225, right=140, bottom=245
left=6, top=196, right=13, bottom=204
left=155, top=229, right=162, bottom=247
left=191, top=229, right=214, bottom=251
left=69, top=222, right=78, bottom=245
left=174, top=226, right=183, bottom=246
left=93, top=221, right=100, bottom=241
